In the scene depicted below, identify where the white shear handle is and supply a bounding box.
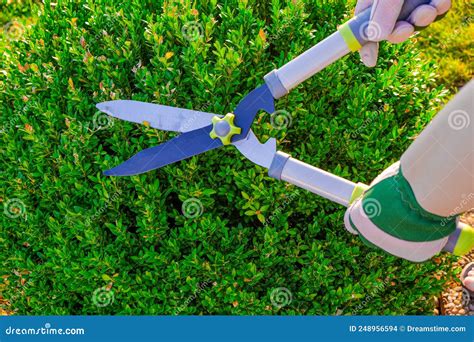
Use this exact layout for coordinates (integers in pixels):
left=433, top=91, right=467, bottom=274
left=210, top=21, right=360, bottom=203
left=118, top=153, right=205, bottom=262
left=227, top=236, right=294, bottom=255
left=264, top=0, right=430, bottom=99
left=268, top=151, right=367, bottom=207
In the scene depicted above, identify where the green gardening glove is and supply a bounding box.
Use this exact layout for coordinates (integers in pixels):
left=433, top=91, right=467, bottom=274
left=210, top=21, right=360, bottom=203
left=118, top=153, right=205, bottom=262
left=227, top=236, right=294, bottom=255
left=344, top=162, right=474, bottom=262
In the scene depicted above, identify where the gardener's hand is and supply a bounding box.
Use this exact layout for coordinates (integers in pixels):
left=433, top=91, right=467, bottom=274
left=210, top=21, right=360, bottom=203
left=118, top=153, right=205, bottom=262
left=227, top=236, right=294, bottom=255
left=355, top=0, right=451, bottom=67
left=344, top=162, right=473, bottom=262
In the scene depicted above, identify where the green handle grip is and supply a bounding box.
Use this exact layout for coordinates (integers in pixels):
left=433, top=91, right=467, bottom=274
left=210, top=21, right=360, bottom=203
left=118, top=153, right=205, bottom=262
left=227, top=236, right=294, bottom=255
left=443, top=222, right=474, bottom=256
left=349, top=182, right=474, bottom=257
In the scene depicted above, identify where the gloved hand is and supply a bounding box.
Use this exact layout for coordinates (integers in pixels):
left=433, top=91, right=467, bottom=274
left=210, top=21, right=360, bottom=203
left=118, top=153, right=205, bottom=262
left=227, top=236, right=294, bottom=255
left=355, top=0, right=452, bottom=67
left=344, top=162, right=474, bottom=262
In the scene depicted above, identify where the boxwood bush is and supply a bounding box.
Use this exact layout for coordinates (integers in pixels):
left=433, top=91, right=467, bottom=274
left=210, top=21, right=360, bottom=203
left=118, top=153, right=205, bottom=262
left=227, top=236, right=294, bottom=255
left=1, top=0, right=456, bottom=315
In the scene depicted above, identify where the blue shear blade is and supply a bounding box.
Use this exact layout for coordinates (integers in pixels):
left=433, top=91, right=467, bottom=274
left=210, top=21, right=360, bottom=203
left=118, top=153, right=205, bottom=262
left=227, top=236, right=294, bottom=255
left=232, top=84, right=275, bottom=141
left=103, top=125, right=222, bottom=176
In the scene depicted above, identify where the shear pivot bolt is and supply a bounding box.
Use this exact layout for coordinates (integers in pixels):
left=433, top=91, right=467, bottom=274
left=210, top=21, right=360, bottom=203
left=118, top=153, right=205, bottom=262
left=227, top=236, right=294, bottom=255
left=209, top=113, right=241, bottom=145
left=214, top=120, right=230, bottom=137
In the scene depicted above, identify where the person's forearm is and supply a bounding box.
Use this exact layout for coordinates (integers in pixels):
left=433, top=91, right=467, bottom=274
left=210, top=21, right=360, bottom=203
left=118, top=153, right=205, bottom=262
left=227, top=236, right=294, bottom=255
left=401, top=80, right=474, bottom=217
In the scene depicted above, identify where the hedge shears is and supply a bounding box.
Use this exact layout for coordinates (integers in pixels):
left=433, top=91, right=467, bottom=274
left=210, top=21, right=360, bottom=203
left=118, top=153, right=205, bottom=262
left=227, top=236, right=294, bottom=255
left=96, top=0, right=466, bottom=253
